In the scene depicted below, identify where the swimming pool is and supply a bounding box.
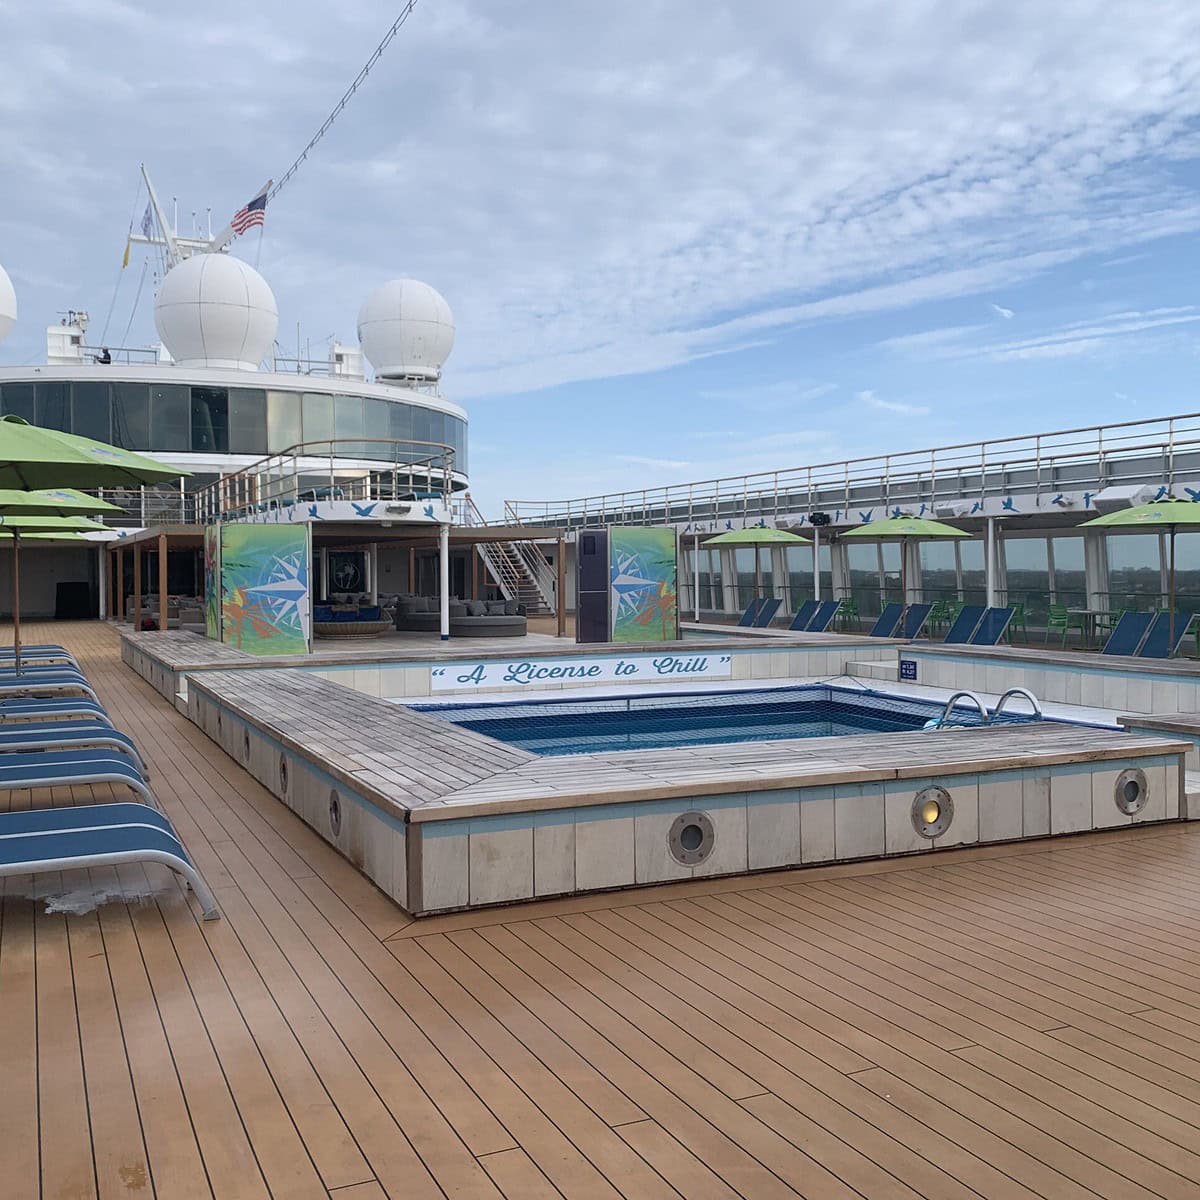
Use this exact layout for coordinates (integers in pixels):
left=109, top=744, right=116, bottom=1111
left=420, top=684, right=1047, bottom=756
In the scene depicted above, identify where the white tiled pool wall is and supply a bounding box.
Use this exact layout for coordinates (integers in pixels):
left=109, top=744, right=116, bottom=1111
left=902, top=649, right=1200, bottom=713
left=305, top=644, right=899, bottom=700
left=411, top=752, right=1185, bottom=914
left=187, top=685, right=409, bottom=908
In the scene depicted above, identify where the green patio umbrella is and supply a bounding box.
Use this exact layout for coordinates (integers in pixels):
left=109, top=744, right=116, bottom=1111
left=704, top=526, right=812, bottom=614
left=1082, top=498, right=1200, bottom=651
left=0, top=487, right=123, bottom=518
left=0, top=417, right=182, bottom=669
left=841, top=514, right=968, bottom=630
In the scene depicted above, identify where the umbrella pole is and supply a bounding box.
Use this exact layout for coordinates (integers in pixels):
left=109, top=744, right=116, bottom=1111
left=12, top=528, right=21, bottom=675
left=900, top=539, right=907, bottom=635
left=1169, top=526, right=1177, bottom=654
left=754, top=545, right=761, bottom=607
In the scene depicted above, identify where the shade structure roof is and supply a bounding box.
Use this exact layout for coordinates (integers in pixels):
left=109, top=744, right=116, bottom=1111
left=1081, top=499, right=1200, bottom=529
left=0, top=487, right=122, bottom=517
left=704, top=526, right=811, bottom=546
left=840, top=515, right=969, bottom=539
left=0, top=415, right=186, bottom=489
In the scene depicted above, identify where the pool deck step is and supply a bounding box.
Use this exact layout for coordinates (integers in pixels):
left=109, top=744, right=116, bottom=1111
left=846, top=659, right=899, bottom=681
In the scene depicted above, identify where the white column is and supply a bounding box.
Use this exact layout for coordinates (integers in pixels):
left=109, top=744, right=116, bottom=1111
left=368, top=542, right=379, bottom=605
left=438, top=523, right=450, bottom=640
left=812, top=527, right=821, bottom=602
left=985, top=518, right=998, bottom=609
left=693, top=534, right=700, bottom=623
left=97, top=546, right=108, bottom=620
left=319, top=546, right=330, bottom=599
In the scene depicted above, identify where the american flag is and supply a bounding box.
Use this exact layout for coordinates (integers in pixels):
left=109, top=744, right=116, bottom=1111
left=230, top=186, right=269, bottom=235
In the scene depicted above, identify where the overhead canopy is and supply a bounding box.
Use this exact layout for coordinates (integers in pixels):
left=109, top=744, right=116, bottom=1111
left=0, top=514, right=108, bottom=534
left=0, top=415, right=187, bottom=489
left=704, top=526, right=811, bottom=546
left=840, top=515, right=969, bottom=539
left=1080, top=499, right=1200, bottom=529
left=0, top=487, right=123, bottom=517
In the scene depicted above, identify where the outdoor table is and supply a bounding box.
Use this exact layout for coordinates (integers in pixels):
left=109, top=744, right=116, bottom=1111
left=1069, top=608, right=1107, bottom=647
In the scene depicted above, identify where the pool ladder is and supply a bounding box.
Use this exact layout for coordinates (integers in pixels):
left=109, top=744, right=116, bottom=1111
left=928, top=687, right=1043, bottom=730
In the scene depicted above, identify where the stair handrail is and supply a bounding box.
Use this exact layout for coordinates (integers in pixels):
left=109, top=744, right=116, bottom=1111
left=993, top=687, right=1043, bottom=720
left=930, top=691, right=991, bottom=729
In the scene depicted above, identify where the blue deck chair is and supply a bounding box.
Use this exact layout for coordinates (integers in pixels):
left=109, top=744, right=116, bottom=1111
left=0, top=803, right=218, bottom=919
left=788, top=600, right=820, bottom=631
left=0, top=648, right=80, bottom=668
left=0, top=749, right=157, bottom=809
left=0, top=697, right=112, bottom=725
left=805, top=600, right=842, bottom=633
left=752, top=597, right=782, bottom=627
left=868, top=603, right=903, bottom=637
left=900, top=603, right=934, bottom=639
left=736, top=598, right=765, bottom=627
left=0, top=674, right=99, bottom=701
left=970, top=606, right=1015, bottom=645
left=1137, top=612, right=1192, bottom=659
left=0, top=721, right=146, bottom=774
left=1101, top=611, right=1154, bottom=657
left=943, top=605, right=986, bottom=644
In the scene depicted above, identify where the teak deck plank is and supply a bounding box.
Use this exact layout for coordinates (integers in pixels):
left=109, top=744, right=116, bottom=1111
left=4, top=620, right=1200, bottom=1198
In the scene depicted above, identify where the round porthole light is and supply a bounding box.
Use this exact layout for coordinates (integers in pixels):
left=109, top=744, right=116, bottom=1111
left=912, top=785, right=953, bottom=839
left=279, top=753, right=289, bottom=795
left=243, top=730, right=251, bottom=762
left=668, top=811, right=716, bottom=866
left=329, top=789, right=342, bottom=836
left=1114, top=767, right=1148, bottom=816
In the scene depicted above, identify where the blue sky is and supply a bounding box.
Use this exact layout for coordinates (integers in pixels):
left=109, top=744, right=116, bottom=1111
left=2, top=0, right=1200, bottom=515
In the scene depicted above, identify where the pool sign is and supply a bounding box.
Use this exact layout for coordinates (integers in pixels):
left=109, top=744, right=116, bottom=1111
left=431, top=652, right=733, bottom=693
left=899, top=659, right=918, bottom=681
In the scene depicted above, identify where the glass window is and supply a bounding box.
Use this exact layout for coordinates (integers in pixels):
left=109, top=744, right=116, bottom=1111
left=412, top=405, right=434, bottom=445
left=364, top=398, right=391, bottom=442
left=301, top=392, right=334, bottom=448
left=699, top=546, right=723, bottom=611
left=450, top=415, right=468, bottom=474
left=1106, top=533, right=1162, bottom=610
left=388, top=403, right=414, bottom=456
left=1173, top=533, right=1200, bottom=619
left=190, top=387, right=229, bottom=454
left=1003, top=537, right=1051, bottom=623
left=959, top=539, right=986, bottom=606
left=334, top=393, right=365, bottom=441
left=35, top=382, right=70, bottom=431
left=70, top=382, right=111, bottom=442
left=228, top=388, right=267, bottom=455
left=1050, top=536, right=1086, bottom=610
left=111, top=382, right=149, bottom=448
left=919, top=540, right=957, bottom=604
left=0, top=382, right=35, bottom=421
left=881, top=542, right=901, bottom=605
left=846, top=543, right=882, bottom=618
left=734, top=546, right=773, bottom=607
left=266, top=390, right=302, bottom=452
left=150, top=384, right=190, bottom=451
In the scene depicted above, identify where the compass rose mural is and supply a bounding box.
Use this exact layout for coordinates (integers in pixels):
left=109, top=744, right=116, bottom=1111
left=610, top=527, right=679, bottom=642
left=219, top=525, right=310, bottom=655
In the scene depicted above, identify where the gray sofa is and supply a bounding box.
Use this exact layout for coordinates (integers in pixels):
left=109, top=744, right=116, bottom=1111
left=393, top=594, right=527, bottom=637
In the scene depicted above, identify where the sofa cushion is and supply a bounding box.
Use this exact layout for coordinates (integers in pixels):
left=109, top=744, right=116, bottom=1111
left=448, top=600, right=468, bottom=617
left=357, top=606, right=382, bottom=622
left=485, top=600, right=508, bottom=615
left=314, top=605, right=335, bottom=623
left=465, top=599, right=487, bottom=616
left=503, top=598, right=520, bottom=616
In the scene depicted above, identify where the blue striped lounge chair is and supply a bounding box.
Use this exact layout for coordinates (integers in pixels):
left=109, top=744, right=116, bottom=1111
left=943, top=605, right=987, bottom=644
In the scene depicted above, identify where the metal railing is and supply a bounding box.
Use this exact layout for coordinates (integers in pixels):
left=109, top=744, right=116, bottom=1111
left=502, top=410, right=1200, bottom=529
left=460, top=494, right=557, bottom=611
left=193, top=438, right=456, bottom=524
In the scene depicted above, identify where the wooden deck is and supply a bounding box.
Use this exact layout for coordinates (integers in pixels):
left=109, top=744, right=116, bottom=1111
left=6, top=622, right=1200, bottom=1199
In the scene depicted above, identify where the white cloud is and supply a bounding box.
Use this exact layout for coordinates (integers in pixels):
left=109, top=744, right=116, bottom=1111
left=614, top=454, right=694, bottom=471
left=858, top=390, right=931, bottom=417
left=990, top=303, right=1015, bottom=319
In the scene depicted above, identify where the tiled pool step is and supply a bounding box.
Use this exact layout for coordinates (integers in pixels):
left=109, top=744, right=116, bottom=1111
left=846, top=660, right=899, bottom=682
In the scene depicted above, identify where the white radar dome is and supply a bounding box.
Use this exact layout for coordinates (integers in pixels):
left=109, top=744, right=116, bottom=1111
left=0, top=262, right=16, bottom=346
left=154, top=253, right=278, bottom=370
left=357, top=279, right=455, bottom=382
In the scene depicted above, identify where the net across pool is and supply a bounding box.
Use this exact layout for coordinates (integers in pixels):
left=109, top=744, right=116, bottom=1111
left=415, top=683, right=1059, bottom=756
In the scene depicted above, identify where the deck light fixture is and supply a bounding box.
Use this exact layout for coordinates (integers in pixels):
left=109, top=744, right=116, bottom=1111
left=912, top=785, right=954, bottom=838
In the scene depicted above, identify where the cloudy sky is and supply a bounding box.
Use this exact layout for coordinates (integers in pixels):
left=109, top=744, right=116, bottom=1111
left=3, top=0, right=1200, bottom=513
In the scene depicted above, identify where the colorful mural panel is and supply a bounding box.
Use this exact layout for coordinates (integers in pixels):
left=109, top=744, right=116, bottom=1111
left=219, top=525, right=310, bottom=656
left=203, top=525, right=220, bottom=640
left=610, top=526, right=679, bottom=642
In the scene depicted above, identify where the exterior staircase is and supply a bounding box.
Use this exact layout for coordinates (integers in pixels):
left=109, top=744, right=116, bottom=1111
left=461, top=497, right=557, bottom=616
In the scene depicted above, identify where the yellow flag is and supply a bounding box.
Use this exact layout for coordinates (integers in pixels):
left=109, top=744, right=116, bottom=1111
left=122, top=236, right=131, bottom=268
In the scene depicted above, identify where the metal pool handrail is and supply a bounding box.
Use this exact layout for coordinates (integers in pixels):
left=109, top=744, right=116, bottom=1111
left=994, top=687, right=1043, bottom=721
left=931, top=691, right=991, bottom=729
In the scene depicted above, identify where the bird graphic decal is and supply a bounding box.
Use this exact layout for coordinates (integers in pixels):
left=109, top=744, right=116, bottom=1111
left=351, top=502, right=378, bottom=518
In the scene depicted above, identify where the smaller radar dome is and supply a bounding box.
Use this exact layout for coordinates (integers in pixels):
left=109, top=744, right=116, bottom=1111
left=357, top=279, right=454, bottom=382
left=0, top=262, right=16, bottom=346
left=154, top=253, right=278, bottom=370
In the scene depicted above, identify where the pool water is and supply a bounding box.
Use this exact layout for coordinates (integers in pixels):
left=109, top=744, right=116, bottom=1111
left=422, top=684, right=1040, bottom=756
